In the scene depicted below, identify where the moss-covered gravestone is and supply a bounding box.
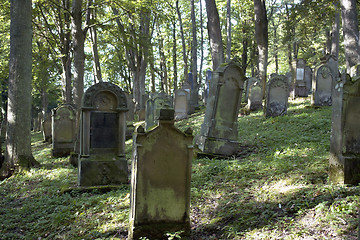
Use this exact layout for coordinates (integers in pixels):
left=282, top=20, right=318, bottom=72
left=78, top=82, right=128, bottom=186
left=174, top=89, right=189, bottom=120
left=311, top=64, right=333, bottom=106
left=51, top=104, right=76, bottom=157
left=196, top=60, right=245, bottom=156
left=129, top=108, right=193, bottom=240
left=42, top=113, right=52, bottom=143
left=145, top=93, right=173, bottom=131
left=330, top=72, right=360, bottom=185
left=248, top=80, right=263, bottom=111
left=265, top=75, right=289, bottom=117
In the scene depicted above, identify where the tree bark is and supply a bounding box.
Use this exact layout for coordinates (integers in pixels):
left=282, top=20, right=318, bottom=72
left=191, top=0, right=198, bottom=108
left=176, top=0, right=188, bottom=83
left=226, top=0, right=231, bottom=62
left=331, top=4, right=340, bottom=59
left=89, top=7, right=102, bottom=83
left=205, top=0, right=224, bottom=70
left=340, top=0, right=360, bottom=73
left=172, top=20, right=178, bottom=91
left=1, top=0, right=38, bottom=179
left=254, top=0, right=268, bottom=99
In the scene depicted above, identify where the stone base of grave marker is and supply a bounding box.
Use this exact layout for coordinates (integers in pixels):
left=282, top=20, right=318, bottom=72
left=196, top=135, right=239, bottom=157
left=78, top=155, right=128, bottom=186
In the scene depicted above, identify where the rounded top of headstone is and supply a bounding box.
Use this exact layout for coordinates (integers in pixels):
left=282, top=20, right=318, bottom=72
left=82, top=82, right=127, bottom=110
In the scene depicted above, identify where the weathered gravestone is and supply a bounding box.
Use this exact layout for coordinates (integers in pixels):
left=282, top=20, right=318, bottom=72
left=305, top=66, right=313, bottom=95
left=196, top=60, right=245, bottom=156
left=78, top=82, right=128, bottom=186
left=329, top=72, right=360, bottom=185
left=51, top=104, right=77, bottom=157
left=174, top=89, right=190, bottom=120
left=247, top=80, right=263, bottom=111
left=265, top=75, right=289, bottom=117
left=42, top=113, right=52, bottom=143
left=294, top=59, right=308, bottom=97
left=245, top=77, right=259, bottom=103
left=126, top=93, right=135, bottom=122
left=129, top=108, right=193, bottom=240
left=311, top=64, right=333, bottom=106
left=145, top=93, right=173, bottom=131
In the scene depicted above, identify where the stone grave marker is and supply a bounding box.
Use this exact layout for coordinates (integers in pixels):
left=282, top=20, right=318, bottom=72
left=311, top=64, right=333, bottom=106
left=330, top=72, right=360, bottom=185
left=129, top=108, right=193, bottom=240
left=247, top=79, right=263, bottom=111
left=78, top=82, right=128, bottom=186
left=295, top=59, right=308, bottom=97
left=305, top=66, right=313, bottom=95
left=174, top=89, right=190, bottom=120
left=51, top=104, right=77, bottom=157
left=265, top=75, right=289, bottom=117
left=42, top=113, right=52, bottom=143
left=196, top=59, right=245, bottom=156
left=145, top=93, right=173, bottom=131
left=245, top=77, right=259, bottom=103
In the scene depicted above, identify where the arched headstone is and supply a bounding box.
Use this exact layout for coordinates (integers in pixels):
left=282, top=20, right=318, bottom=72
left=265, top=75, right=289, bottom=117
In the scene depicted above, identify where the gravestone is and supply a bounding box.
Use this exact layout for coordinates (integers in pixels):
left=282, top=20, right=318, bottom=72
left=51, top=104, right=77, bottom=157
left=247, top=79, right=263, bottom=111
left=196, top=60, right=245, bottom=156
left=245, top=77, right=259, bottom=103
left=78, top=82, right=128, bottom=186
left=126, top=93, right=135, bottom=122
left=265, top=75, right=289, bottom=117
left=305, top=66, right=313, bottom=95
left=42, top=113, right=52, bottom=143
left=174, top=89, right=190, bottom=120
left=330, top=72, right=360, bottom=185
left=145, top=93, right=173, bottom=131
left=311, top=64, right=333, bottom=106
left=294, top=59, right=308, bottom=97
left=129, top=108, right=193, bottom=240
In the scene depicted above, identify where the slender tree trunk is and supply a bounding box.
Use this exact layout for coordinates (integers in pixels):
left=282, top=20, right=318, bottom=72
left=1, top=0, right=38, bottom=179
left=331, top=4, right=340, bottom=59
left=205, top=0, right=224, bottom=70
left=199, top=0, right=204, bottom=94
left=176, top=0, right=188, bottom=83
left=191, top=0, right=198, bottom=108
left=71, top=0, right=86, bottom=109
left=226, top=0, right=231, bottom=62
left=173, top=20, right=178, bottom=91
left=340, top=0, right=360, bottom=74
left=254, top=0, right=268, bottom=99
left=90, top=8, right=102, bottom=83
left=139, top=11, right=150, bottom=109
left=241, top=22, right=248, bottom=74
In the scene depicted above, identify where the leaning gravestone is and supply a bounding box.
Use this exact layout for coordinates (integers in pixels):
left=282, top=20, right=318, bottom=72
left=174, top=89, right=190, bottom=120
left=265, top=75, right=289, bottom=117
left=247, top=80, right=263, bottom=111
left=42, top=113, right=52, bottom=143
left=129, top=108, right=193, bottom=240
left=145, top=93, right=173, bottom=131
left=51, top=104, right=77, bottom=157
left=78, top=82, right=128, bottom=186
left=311, top=64, right=333, bottom=106
left=329, top=72, right=360, bottom=185
left=196, top=59, right=245, bottom=156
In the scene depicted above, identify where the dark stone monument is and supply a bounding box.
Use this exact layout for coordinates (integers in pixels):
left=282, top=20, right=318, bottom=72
left=51, top=104, right=77, bottom=157
left=311, top=64, right=333, bottom=106
left=129, top=108, right=193, bottom=240
left=196, top=60, right=245, bottom=156
left=78, top=82, right=128, bottom=186
left=329, top=72, right=360, bottom=185
left=265, top=75, right=289, bottom=117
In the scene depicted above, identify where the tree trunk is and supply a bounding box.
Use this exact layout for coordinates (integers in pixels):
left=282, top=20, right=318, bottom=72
left=191, top=0, right=198, bottom=109
left=254, top=0, right=268, bottom=99
left=331, top=3, right=340, bottom=59
left=173, top=20, right=178, bottom=91
left=205, top=0, right=224, bottom=70
left=90, top=8, right=102, bottom=83
left=71, top=0, right=86, bottom=109
left=176, top=0, right=188, bottom=83
left=199, top=0, right=204, bottom=96
left=340, top=0, right=360, bottom=74
left=1, top=0, right=38, bottom=179
left=226, top=0, right=231, bottom=62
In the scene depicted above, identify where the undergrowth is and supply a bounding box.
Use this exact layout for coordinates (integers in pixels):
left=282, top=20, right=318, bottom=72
left=0, top=97, right=359, bottom=239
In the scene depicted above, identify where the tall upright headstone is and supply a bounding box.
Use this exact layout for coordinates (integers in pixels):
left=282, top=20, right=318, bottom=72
left=294, top=59, right=308, bottom=97
left=78, top=82, right=128, bottom=186
left=51, top=104, right=77, bottom=157
left=245, top=77, right=259, bottom=103
left=265, top=75, right=289, bottom=117
left=174, top=89, right=190, bottom=120
left=42, top=113, right=52, bottom=143
left=145, top=93, right=173, bottom=131
left=247, top=79, right=263, bottom=111
left=129, top=109, right=193, bottom=240
left=311, top=64, right=333, bottom=106
left=329, top=72, right=360, bottom=185
left=196, top=60, right=245, bottom=156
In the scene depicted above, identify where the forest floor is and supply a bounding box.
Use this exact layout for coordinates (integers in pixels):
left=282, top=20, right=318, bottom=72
left=0, top=97, right=359, bottom=239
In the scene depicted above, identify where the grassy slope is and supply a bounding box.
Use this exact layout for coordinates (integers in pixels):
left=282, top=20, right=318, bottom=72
left=0, top=98, right=359, bottom=240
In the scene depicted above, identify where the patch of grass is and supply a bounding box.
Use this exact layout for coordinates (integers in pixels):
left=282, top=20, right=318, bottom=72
left=0, top=97, right=359, bottom=239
